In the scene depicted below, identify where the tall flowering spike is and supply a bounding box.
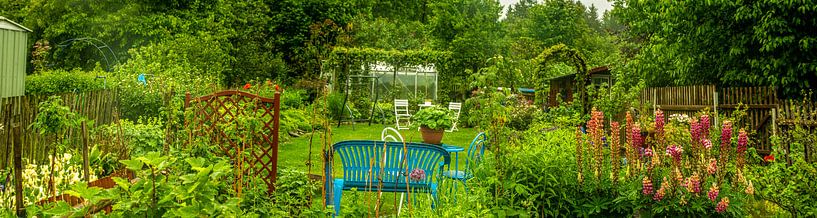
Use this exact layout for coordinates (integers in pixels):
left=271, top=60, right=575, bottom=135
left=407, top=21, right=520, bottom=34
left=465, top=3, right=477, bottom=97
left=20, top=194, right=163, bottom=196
left=655, top=109, right=665, bottom=146
left=737, top=129, right=748, bottom=153
left=673, top=167, right=684, bottom=188
left=716, top=197, right=730, bottom=213
left=721, top=121, right=733, bottom=149
left=611, top=122, right=621, bottom=186
left=737, top=129, right=749, bottom=169
left=626, top=112, right=635, bottom=177
left=654, top=177, right=667, bottom=201
left=745, top=181, right=755, bottom=195
left=588, top=108, right=605, bottom=181
left=666, top=145, right=683, bottom=165
left=687, top=172, right=702, bottom=194
left=576, top=127, right=584, bottom=185
left=703, top=139, right=713, bottom=150
left=642, top=176, right=654, bottom=196
left=701, top=114, right=711, bottom=138
left=650, top=148, right=661, bottom=172
left=632, top=126, right=643, bottom=149
left=707, top=158, right=718, bottom=175
left=690, top=118, right=701, bottom=146
left=708, top=183, right=720, bottom=202
left=719, top=121, right=733, bottom=183
left=737, top=169, right=746, bottom=185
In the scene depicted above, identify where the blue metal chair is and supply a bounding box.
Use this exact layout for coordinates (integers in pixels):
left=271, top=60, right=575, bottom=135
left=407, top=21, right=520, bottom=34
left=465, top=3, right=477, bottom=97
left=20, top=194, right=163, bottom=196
left=442, top=132, right=489, bottom=191
left=327, top=140, right=450, bottom=216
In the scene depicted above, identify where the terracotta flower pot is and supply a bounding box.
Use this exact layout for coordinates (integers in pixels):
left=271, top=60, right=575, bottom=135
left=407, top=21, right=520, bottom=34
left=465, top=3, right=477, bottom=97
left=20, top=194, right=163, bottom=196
left=420, top=126, right=445, bottom=145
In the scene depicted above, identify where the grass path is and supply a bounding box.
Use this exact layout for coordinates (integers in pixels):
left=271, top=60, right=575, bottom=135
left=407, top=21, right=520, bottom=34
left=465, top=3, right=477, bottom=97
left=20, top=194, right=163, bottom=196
left=278, top=123, right=481, bottom=175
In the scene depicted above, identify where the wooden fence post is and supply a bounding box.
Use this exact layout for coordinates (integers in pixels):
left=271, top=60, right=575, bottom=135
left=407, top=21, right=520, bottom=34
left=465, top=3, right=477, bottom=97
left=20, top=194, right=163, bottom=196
left=14, top=118, right=25, bottom=217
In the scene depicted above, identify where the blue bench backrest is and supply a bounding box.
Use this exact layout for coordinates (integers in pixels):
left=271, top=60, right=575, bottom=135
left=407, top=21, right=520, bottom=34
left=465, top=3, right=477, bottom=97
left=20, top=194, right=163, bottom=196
left=333, top=140, right=451, bottom=187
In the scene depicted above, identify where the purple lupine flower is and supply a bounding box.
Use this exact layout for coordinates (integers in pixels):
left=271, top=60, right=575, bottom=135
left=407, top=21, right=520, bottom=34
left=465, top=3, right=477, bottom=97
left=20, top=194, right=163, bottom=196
left=721, top=121, right=733, bottom=149
left=643, top=147, right=654, bottom=158
left=690, top=119, right=700, bottom=144
left=701, top=115, right=711, bottom=138
left=737, top=129, right=748, bottom=154
left=666, top=145, right=683, bottom=164
left=631, top=126, right=643, bottom=148
left=708, top=183, right=719, bottom=202
left=703, top=139, right=713, bottom=150
left=410, top=168, right=426, bottom=182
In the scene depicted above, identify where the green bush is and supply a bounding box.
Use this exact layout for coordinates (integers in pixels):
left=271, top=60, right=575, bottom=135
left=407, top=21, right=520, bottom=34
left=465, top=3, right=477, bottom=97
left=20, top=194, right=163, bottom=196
left=747, top=122, right=817, bottom=216
left=25, top=69, right=108, bottom=95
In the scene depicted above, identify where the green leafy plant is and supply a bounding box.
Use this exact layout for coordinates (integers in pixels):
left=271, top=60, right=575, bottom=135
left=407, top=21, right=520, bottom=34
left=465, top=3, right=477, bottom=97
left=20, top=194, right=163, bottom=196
left=411, top=106, right=454, bottom=130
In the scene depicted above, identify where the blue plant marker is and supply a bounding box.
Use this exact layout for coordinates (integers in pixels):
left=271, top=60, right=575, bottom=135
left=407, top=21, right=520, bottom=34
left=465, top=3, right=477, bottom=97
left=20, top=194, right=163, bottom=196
left=137, top=74, right=147, bottom=85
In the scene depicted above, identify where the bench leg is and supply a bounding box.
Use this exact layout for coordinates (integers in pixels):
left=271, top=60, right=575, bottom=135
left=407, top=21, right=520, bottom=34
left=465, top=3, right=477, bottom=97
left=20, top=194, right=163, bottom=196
left=431, top=184, right=439, bottom=209
left=397, top=193, right=405, bottom=216
left=333, top=180, right=344, bottom=217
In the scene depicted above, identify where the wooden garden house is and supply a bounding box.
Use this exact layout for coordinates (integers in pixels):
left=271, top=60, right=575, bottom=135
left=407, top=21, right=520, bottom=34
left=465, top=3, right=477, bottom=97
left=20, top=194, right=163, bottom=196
left=547, top=66, right=612, bottom=108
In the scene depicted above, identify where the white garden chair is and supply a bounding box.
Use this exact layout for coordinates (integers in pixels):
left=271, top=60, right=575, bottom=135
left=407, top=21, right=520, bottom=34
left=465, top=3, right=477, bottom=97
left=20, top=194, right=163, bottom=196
left=447, top=102, right=462, bottom=132
left=394, top=99, right=412, bottom=130
left=380, top=127, right=407, bottom=215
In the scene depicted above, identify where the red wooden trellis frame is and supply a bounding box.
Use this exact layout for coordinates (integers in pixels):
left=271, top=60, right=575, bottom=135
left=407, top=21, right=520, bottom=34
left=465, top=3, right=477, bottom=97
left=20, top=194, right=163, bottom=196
left=184, top=90, right=281, bottom=193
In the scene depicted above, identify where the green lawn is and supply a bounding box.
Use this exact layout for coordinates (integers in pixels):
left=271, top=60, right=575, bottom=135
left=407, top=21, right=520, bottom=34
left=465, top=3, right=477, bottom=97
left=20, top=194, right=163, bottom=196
left=278, top=123, right=481, bottom=175
left=277, top=124, right=480, bottom=215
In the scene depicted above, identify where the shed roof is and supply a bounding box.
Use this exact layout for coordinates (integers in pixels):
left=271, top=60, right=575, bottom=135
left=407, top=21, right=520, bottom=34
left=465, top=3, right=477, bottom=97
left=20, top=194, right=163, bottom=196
left=548, top=66, right=611, bottom=81
left=0, top=16, right=32, bottom=32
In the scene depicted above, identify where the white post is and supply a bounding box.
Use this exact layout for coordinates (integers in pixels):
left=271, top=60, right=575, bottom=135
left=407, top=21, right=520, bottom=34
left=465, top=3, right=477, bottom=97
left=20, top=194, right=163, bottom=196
left=714, top=91, right=719, bottom=126
left=772, top=108, right=777, bottom=136
left=653, top=89, right=657, bottom=114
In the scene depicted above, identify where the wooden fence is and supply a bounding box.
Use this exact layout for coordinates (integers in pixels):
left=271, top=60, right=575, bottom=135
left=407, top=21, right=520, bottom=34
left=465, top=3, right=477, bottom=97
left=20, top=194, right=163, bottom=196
left=640, top=85, right=781, bottom=154
left=777, top=98, right=817, bottom=162
left=0, top=90, right=119, bottom=170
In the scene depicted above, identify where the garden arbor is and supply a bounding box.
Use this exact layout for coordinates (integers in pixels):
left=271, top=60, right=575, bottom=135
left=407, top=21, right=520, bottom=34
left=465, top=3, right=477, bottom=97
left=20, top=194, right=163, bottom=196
left=535, top=44, right=589, bottom=113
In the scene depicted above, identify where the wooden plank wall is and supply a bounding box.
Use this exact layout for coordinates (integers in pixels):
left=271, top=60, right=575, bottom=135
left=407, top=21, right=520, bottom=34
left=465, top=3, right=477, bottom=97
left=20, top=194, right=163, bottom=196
left=777, top=98, right=817, bottom=162
left=639, top=85, right=777, bottom=154
left=0, top=90, right=119, bottom=170
left=717, top=86, right=777, bottom=153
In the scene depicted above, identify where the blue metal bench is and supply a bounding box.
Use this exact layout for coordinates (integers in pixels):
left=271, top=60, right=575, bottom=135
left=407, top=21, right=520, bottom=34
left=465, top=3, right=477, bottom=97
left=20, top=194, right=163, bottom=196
left=325, top=140, right=451, bottom=216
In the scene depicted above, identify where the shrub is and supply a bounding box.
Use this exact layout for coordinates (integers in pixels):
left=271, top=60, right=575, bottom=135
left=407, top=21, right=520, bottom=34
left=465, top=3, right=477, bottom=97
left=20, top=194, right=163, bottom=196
left=25, top=69, right=108, bottom=95
left=412, top=106, right=454, bottom=130
left=746, top=112, right=817, bottom=216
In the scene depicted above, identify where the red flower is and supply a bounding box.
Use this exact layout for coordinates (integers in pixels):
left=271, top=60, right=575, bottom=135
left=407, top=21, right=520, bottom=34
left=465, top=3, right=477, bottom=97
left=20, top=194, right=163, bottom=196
left=764, top=154, right=775, bottom=162
left=274, top=84, right=280, bottom=91
left=243, top=83, right=251, bottom=90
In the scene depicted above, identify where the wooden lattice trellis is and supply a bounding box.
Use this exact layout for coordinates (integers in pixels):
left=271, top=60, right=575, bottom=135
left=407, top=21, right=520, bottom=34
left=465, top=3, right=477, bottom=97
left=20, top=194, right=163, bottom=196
left=184, top=90, right=281, bottom=193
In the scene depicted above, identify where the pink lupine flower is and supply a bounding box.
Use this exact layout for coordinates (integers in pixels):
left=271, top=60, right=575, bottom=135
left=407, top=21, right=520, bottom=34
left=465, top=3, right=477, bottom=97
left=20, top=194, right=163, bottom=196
left=690, top=119, right=701, bottom=145
left=410, top=169, right=426, bottom=182
left=708, top=183, right=719, bottom=202
left=642, top=177, right=654, bottom=196
left=737, top=129, right=748, bottom=154
left=701, top=115, right=711, bottom=138
left=631, top=126, right=643, bottom=149
left=716, top=197, right=729, bottom=213
left=721, top=121, right=733, bottom=149
left=666, top=145, right=683, bottom=164
left=707, top=158, right=718, bottom=175
left=703, top=139, right=713, bottom=150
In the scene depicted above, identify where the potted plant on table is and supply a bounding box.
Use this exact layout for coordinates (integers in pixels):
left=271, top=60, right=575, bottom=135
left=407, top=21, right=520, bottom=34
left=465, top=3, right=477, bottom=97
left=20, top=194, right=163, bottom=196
left=412, top=106, right=454, bottom=144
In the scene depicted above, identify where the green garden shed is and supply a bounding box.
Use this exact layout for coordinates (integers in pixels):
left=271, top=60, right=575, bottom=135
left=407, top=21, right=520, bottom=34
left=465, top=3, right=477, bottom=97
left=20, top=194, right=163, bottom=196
left=0, top=16, right=31, bottom=98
